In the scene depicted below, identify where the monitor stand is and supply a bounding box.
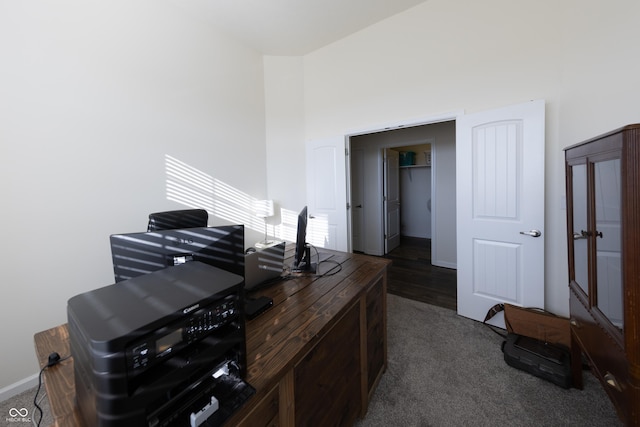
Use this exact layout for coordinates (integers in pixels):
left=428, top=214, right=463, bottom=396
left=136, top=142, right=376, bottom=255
left=291, top=246, right=317, bottom=274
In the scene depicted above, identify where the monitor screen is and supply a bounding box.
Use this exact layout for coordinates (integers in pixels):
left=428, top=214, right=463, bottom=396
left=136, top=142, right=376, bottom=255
left=110, top=225, right=244, bottom=283
left=293, top=206, right=307, bottom=267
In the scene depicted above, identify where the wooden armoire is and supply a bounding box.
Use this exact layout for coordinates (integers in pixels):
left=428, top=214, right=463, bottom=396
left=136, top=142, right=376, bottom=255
left=564, top=124, right=640, bottom=425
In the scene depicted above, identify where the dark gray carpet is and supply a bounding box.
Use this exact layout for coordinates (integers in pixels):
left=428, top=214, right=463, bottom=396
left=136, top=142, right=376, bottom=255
left=356, top=294, right=621, bottom=427
left=1, top=294, right=621, bottom=426
left=0, top=384, right=53, bottom=426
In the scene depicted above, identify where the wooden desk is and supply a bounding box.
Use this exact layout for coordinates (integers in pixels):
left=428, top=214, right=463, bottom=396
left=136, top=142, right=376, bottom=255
left=34, top=249, right=390, bottom=427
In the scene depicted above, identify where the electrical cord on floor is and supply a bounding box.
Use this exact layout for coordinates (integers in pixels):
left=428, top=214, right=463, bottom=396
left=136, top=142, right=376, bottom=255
left=32, top=389, right=48, bottom=427
left=33, top=352, right=70, bottom=427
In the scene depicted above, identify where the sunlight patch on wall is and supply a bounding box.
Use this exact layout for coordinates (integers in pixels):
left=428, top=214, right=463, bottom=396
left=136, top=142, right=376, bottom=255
left=275, top=208, right=330, bottom=249
left=165, top=154, right=262, bottom=233
left=276, top=208, right=299, bottom=243
left=165, top=155, right=330, bottom=247
left=308, top=214, right=330, bottom=248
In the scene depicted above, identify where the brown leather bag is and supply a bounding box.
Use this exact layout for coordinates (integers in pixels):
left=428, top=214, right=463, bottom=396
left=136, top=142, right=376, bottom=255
left=504, top=304, right=570, bottom=348
left=484, top=303, right=570, bottom=348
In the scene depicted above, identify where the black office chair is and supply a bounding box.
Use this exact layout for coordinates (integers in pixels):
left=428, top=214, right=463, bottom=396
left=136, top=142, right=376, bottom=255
left=147, top=209, right=209, bottom=231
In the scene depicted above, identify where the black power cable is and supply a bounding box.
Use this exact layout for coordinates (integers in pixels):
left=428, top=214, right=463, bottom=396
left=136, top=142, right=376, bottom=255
left=33, top=352, right=70, bottom=427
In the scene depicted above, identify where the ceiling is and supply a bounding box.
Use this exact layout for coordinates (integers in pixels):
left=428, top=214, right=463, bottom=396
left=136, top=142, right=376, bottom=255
left=173, top=0, right=429, bottom=56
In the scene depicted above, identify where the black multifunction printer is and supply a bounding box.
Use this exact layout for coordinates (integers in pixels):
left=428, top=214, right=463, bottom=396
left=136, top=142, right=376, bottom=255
left=68, top=261, right=254, bottom=427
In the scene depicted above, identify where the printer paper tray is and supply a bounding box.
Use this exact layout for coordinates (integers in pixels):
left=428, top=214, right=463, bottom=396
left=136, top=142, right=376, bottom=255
left=148, top=370, right=255, bottom=427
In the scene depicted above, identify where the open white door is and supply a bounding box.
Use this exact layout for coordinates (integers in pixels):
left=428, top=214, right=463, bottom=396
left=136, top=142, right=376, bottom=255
left=306, top=136, right=349, bottom=251
left=456, top=100, right=545, bottom=326
left=384, top=148, right=401, bottom=253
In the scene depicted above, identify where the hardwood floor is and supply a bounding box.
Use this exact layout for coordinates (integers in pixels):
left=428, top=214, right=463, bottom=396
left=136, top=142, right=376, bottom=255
left=383, top=237, right=457, bottom=311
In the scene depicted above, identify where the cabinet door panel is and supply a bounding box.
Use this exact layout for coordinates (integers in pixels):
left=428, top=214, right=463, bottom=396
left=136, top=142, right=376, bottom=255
left=235, top=385, right=279, bottom=427
left=366, top=277, right=385, bottom=393
left=594, top=158, right=623, bottom=328
left=571, top=164, right=589, bottom=295
left=294, top=303, right=361, bottom=427
left=570, top=292, right=629, bottom=413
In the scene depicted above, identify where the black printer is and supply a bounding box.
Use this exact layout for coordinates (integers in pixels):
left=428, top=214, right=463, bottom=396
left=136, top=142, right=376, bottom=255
left=68, top=261, right=254, bottom=427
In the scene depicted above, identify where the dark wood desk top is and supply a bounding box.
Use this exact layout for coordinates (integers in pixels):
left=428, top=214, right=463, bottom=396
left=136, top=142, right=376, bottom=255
left=34, top=248, right=390, bottom=426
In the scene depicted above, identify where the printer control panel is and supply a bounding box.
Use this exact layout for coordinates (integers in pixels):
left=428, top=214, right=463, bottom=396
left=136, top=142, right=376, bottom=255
left=186, top=299, right=236, bottom=340
left=126, top=295, right=238, bottom=375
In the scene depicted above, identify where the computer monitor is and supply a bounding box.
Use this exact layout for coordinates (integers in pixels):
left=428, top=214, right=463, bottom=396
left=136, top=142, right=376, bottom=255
left=110, top=225, right=244, bottom=283
left=292, top=206, right=316, bottom=273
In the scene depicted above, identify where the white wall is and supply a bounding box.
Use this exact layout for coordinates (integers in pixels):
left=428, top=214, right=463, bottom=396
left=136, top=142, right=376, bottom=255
left=399, top=166, right=431, bottom=238
left=300, top=0, right=640, bottom=318
left=396, top=144, right=432, bottom=239
left=263, top=56, right=307, bottom=240
left=0, top=0, right=268, bottom=391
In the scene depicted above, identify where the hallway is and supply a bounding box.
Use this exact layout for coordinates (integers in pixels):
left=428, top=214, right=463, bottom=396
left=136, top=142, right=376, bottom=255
left=384, top=237, right=457, bottom=311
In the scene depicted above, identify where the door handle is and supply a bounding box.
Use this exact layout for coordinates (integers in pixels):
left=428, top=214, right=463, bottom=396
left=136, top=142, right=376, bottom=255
left=574, top=229, right=603, bottom=239
left=573, top=231, right=588, bottom=240
left=520, top=229, right=541, bottom=237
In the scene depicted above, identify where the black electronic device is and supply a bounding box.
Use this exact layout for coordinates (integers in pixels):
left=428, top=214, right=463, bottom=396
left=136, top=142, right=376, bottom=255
left=244, top=242, right=285, bottom=290
left=245, top=296, right=273, bottom=320
left=68, top=261, right=254, bottom=427
left=147, top=209, right=208, bottom=232
left=502, top=333, right=572, bottom=388
left=291, top=206, right=316, bottom=273
left=109, top=225, right=245, bottom=282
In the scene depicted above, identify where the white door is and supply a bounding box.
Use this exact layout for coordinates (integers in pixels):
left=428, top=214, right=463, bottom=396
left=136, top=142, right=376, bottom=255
left=306, top=136, right=349, bottom=251
left=456, top=100, right=545, bottom=327
left=384, top=148, right=401, bottom=253
left=350, top=147, right=365, bottom=252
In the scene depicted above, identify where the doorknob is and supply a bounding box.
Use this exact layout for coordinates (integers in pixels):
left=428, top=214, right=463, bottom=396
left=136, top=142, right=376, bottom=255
left=520, top=229, right=542, bottom=237
left=573, top=231, right=588, bottom=240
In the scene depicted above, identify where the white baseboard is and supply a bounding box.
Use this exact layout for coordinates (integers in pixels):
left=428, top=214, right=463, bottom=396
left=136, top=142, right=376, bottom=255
left=0, top=374, right=39, bottom=402
left=432, top=260, right=457, bottom=270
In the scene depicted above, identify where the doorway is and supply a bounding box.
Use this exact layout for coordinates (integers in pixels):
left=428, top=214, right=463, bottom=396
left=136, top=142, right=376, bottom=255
left=348, top=120, right=457, bottom=309
left=390, top=143, right=432, bottom=250
left=348, top=120, right=457, bottom=269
